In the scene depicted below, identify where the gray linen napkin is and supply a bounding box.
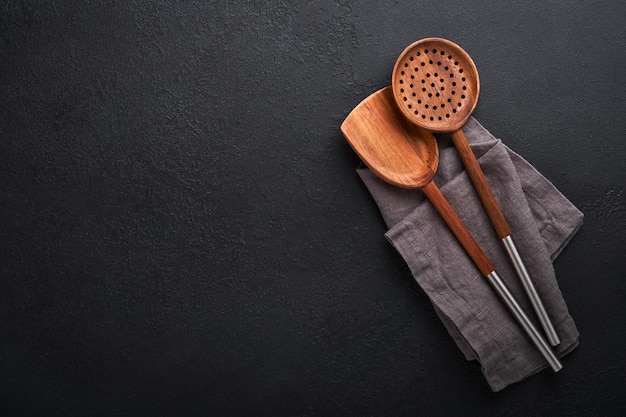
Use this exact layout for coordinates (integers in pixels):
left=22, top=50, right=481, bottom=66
left=356, top=117, right=583, bottom=391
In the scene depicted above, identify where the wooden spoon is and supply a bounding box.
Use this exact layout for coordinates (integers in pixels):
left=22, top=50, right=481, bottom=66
left=391, top=38, right=560, bottom=346
left=341, top=87, right=561, bottom=372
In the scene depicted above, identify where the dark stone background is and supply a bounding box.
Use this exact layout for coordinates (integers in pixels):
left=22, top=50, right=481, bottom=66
left=1, top=1, right=625, bottom=416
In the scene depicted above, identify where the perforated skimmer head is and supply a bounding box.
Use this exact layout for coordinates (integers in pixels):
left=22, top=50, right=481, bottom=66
left=391, top=38, right=480, bottom=133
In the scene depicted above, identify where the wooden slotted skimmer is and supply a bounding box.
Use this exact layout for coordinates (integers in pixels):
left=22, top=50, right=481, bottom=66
left=391, top=38, right=560, bottom=346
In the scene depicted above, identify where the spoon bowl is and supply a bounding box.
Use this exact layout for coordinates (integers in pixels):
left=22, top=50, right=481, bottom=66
left=340, top=87, right=438, bottom=189
left=391, top=38, right=479, bottom=133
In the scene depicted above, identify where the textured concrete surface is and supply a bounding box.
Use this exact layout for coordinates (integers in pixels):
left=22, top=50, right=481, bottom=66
left=1, top=1, right=625, bottom=416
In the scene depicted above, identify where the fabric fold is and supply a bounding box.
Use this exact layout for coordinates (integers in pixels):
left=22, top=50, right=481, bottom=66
left=356, top=117, right=583, bottom=391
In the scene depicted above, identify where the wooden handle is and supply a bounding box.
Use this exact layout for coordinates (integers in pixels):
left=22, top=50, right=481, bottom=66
left=450, top=129, right=511, bottom=239
left=422, top=181, right=495, bottom=276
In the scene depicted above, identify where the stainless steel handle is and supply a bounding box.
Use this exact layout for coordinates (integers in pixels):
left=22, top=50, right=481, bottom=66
left=486, top=271, right=562, bottom=372
left=502, top=235, right=561, bottom=346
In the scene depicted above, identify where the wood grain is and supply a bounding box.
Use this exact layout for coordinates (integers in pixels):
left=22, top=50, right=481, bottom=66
left=421, top=181, right=495, bottom=275
left=450, top=129, right=511, bottom=238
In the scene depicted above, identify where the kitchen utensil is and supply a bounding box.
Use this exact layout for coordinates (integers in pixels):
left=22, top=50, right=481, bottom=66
left=341, top=86, right=562, bottom=372
left=391, top=38, right=560, bottom=346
